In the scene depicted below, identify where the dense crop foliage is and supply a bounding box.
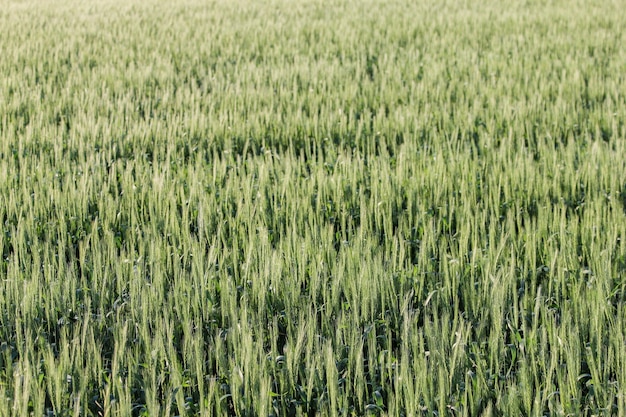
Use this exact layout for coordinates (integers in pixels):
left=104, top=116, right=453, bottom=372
left=1, top=0, right=626, bottom=415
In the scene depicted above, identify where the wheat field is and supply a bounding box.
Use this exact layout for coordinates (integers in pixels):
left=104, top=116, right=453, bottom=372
left=1, top=0, right=626, bottom=416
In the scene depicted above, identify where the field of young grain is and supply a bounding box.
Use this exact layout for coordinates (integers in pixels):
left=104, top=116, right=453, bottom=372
left=1, top=0, right=625, bottom=415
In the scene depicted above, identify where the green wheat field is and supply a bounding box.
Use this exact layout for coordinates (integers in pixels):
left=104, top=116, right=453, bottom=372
left=1, top=0, right=626, bottom=415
